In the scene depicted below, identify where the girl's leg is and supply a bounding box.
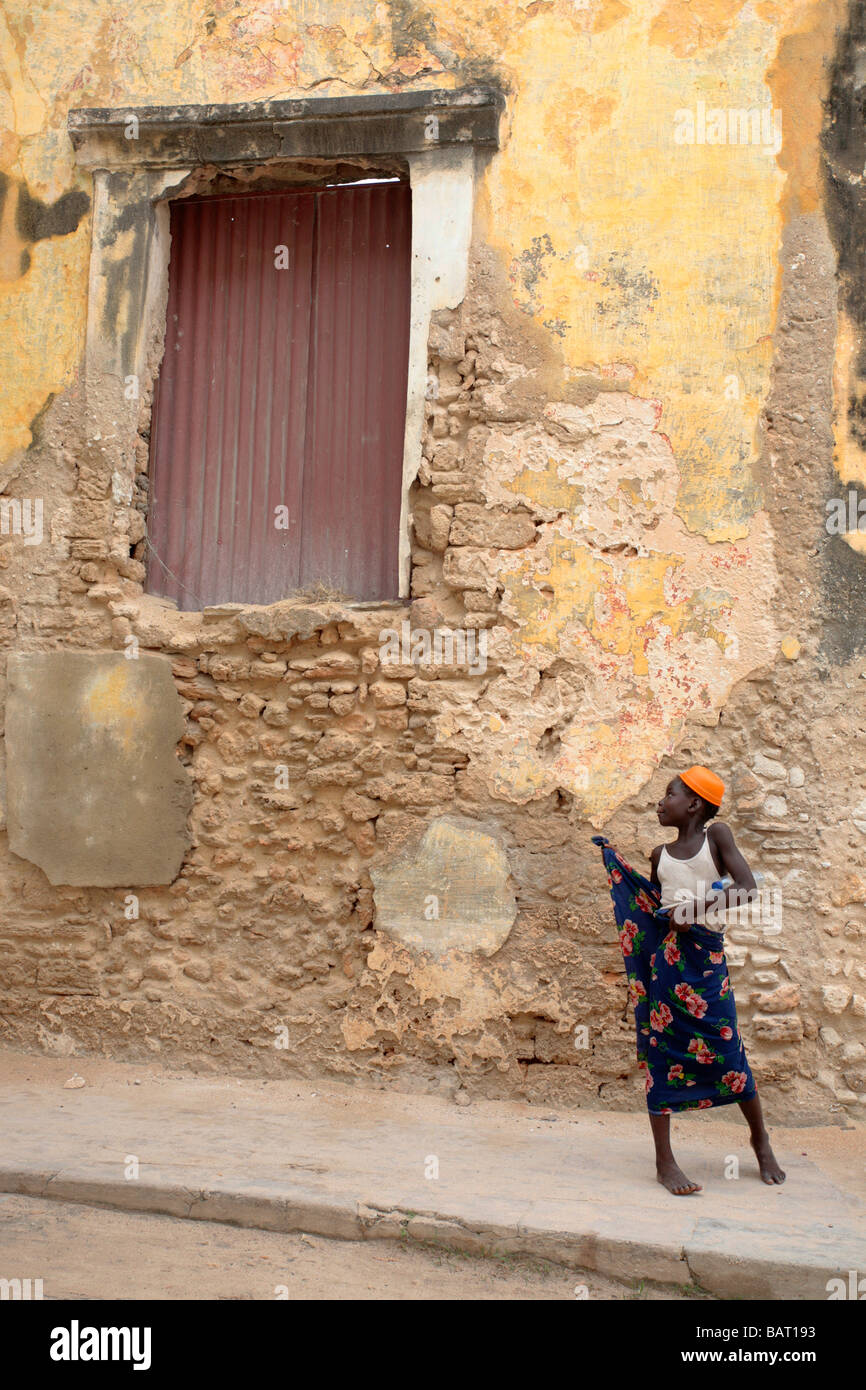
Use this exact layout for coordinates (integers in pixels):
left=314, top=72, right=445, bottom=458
left=738, top=1092, right=786, bottom=1185
left=649, top=1112, right=702, bottom=1195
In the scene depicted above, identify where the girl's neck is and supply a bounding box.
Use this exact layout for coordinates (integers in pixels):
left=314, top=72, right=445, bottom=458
left=674, top=818, right=706, bottom=844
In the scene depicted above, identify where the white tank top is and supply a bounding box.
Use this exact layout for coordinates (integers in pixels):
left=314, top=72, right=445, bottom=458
left=657, top=830, right=725, bottom=930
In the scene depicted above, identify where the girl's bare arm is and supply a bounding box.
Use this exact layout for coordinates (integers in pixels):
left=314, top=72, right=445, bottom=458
left=649, top=844, right=662, bottom=887
left=708, top=822, right=757, bottom=900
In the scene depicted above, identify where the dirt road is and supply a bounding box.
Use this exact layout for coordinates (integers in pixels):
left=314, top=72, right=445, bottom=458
left=0, top=1193, right=710, bottom=1300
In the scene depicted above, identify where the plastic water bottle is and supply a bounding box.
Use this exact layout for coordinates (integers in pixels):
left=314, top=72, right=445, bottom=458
left=711, top=872, right=764, bottom=892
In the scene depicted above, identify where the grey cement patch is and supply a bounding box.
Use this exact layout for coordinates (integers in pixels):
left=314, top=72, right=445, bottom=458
left=371, top=815, right=516, bottom=956
left=6, top=652, right=192, bottom=886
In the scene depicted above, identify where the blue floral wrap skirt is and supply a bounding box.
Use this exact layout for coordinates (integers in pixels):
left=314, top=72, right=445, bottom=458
left=592, top=836, right=756, bottom=1114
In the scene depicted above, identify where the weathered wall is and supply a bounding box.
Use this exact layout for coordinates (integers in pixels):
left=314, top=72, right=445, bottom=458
left=0, top=0, right=865, bottom=1123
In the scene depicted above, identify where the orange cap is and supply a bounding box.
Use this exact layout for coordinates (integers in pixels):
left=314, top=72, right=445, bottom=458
left=679, top=765, right=724, bottom=806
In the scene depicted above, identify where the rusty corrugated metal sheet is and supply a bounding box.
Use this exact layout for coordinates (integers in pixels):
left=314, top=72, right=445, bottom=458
left=302, top=181, right=412, bottom=602
left=147, top=180, right=412, bottom=610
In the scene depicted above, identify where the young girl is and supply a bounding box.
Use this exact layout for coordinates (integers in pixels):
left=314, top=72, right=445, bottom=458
left=593, top=765, right=785, bottom=1196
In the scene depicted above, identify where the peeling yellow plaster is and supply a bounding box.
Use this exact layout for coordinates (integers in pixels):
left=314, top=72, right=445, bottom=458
left=0, top=228, right=88, bottom=459
left=592, top=0, right=630, bottom=36
left=649, top=0, right=749, bottom=59
left=480, top=2, right=837, bottom=549
left=0, top=10, right=46, bottom=136
left=473, top=386, right=778, bottom=814
left=506, top=543, right=703, bottom=677
left=764, top=0, right=847, bottom=219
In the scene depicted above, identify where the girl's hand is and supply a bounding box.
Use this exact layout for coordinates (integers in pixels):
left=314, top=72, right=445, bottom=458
left=654, top=897, right=701, bottom=928
left=672, top=884, right=758, bottom=928
left=669, top=891, right=730, bottom=927
left=670, top=896, right=701, bottom=929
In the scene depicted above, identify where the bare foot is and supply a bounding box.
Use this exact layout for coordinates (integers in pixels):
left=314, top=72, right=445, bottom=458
left=750, top=1134, right=786, bottom=1185
left=656, top=1159, right=702, bottom=1195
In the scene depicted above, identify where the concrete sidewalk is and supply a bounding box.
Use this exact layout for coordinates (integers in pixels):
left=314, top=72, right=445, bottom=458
left=1, top=1051, right=864, bottom=1299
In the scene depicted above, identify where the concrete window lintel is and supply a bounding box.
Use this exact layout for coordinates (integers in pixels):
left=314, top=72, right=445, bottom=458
left=69, top=87, right=503, bottom=603
left=68, top=87, right=504, bottom=169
